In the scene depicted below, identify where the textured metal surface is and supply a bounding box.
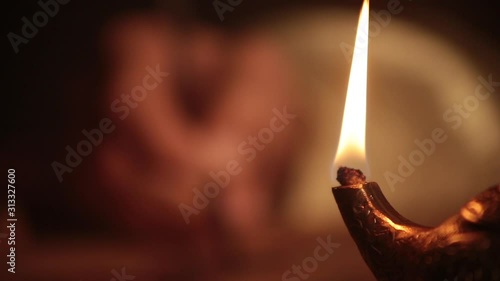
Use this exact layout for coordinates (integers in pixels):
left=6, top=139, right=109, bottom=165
left=332, top=182, right=500, bottom=281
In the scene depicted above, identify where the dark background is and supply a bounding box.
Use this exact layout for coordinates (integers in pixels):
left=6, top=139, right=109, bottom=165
left=4, top=0, right=500, bottom=145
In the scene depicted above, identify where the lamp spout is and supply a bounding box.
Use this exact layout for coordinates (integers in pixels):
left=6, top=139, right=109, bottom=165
left=331, top=178, right=500, bottom=281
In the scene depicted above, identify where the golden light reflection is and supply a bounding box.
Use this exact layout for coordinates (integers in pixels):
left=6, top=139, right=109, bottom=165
left=333, top=0, right=370, bottom=177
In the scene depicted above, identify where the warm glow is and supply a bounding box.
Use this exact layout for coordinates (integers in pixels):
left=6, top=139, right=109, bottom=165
left=333, top=0, right=370, bottom=177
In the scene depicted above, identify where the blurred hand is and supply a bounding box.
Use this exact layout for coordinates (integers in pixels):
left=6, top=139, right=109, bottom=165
left=86, top=11, right=298, bottom=278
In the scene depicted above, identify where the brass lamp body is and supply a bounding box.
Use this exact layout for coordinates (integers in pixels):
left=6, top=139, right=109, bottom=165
left=332, top=182, right=500, bottom=281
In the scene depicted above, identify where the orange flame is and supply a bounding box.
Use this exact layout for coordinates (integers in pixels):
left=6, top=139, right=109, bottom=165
left=333, top=0, right=370, bottom=178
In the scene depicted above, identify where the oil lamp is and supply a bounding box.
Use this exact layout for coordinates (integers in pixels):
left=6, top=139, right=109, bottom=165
left=331, top=0, right=500, bottom=280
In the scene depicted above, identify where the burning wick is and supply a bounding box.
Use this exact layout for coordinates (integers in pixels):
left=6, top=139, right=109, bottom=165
left=336, top=166, right=366, bottom=186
